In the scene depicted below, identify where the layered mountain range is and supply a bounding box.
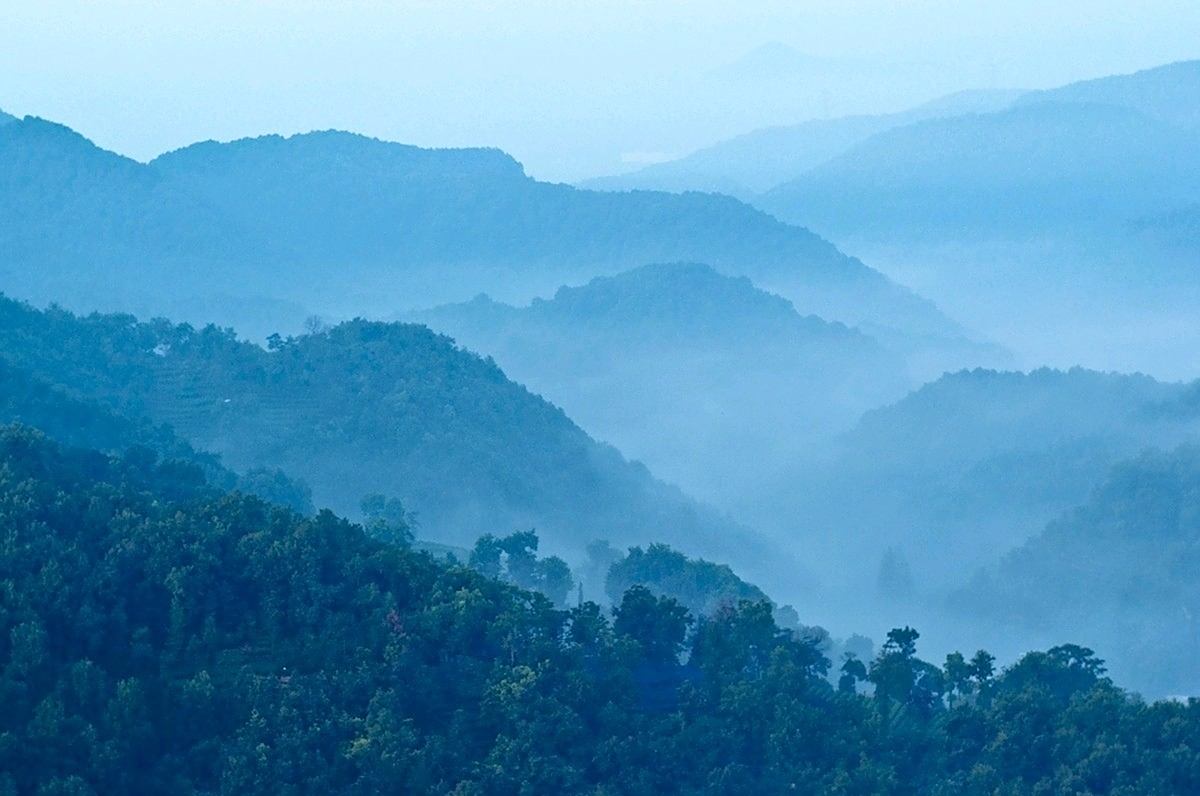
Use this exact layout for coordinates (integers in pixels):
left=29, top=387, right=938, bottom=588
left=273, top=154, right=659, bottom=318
left=0, top=113, right=967, bottom=357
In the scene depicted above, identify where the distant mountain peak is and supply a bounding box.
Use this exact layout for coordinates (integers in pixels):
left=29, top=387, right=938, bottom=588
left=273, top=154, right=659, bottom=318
left=2, top=115, right=102, bottom=148
left=580, top=87, right=1025, bottom=197
left=552, top=260, right=787, bottom=306
left=420, top=261, right=860, bottom=344
left=0, top=115, right=155, bottom=183
left=3, top=108, right=954, bottom=355
left=153, top=129, right=528, bottom=181
left=500, top=262, right=868, bottom=345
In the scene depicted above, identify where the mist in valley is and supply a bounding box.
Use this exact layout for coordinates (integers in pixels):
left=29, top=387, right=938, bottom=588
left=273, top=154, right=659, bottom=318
left=3, top=3, right=1200, bottom=791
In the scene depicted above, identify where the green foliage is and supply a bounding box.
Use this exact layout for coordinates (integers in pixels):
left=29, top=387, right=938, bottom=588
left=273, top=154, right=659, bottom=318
left=839, top=654, right=869, bottom=694
left=236, top=467, right=314, bottom=515
left=603, top=542, right=824, bottom=649
left=1, top=426, right=1199, bottom=794
left=0, top=350, right=314, bottom=515
left=870, top=627, right=945, bottom=715
left=359, top=493, right=414, bottom=547
left=0, top=294, right=762, bottom=566
left=469, top=531, right=573, bottom=607
left=607, top=543, right=769, bottom=616
left=612, top=585, right=692, bottom=665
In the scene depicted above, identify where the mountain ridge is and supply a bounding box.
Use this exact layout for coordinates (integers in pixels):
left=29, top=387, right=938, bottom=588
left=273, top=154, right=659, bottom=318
left=409, top=263, right=912, bottom=513
left=760, top=99, right=1200, bottom=239
left=0, top=293, right=774, bottom=571
left=1012, top=58, right=1200, bottom=128
left=580, top=88, right=1026, bottom=197
left=0, top=113, right=965, bottom=351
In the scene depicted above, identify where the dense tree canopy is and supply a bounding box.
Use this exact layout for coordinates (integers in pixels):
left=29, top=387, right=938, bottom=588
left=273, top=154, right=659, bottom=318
left=1, top=425, right=1198, bottom=794
left=0, top=354, right=312, bottom=514
left=606, top=543, right=771, bottom=616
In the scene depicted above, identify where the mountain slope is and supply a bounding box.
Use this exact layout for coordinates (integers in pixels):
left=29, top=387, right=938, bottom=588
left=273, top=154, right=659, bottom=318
left=755, top=61, right=1200, bottom=377
left=0, top=355, right=314, bottom=514
left=582, top=89, right=1024, bottom=197
left=768, top=367, right=1196, bottom=592
left=146, top=129, right=956, bottom=339
left=762, top=61, right=1200, bottom=240
left=1013, top=59, right=1200, bottom=129
left=4, top=425, right=1196, bottom=791
left=0, top=115, right=959, bottom=346
left=410, top=263, right=911, bottom=506
left=0, top=117, right=252, bottom=294
left=1137, top=203, right=1200, bottom=249
left=760, top=100, right=1200, bottom=240
left=0, top=294, right=767, bottom=568
left=958, top=445, right=1200, bottom=695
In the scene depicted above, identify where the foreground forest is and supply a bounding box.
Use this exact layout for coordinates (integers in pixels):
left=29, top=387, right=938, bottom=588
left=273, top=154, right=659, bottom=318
left=3, top=425, right=1199, bottom=795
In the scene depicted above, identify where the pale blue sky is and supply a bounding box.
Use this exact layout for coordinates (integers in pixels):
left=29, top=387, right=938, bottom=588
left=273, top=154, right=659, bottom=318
left=2, top=1, right=1198, bottom=181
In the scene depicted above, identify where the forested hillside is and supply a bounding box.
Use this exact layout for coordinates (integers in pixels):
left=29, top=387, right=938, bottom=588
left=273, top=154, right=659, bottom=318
left=958, top=445, right=1200, bottom=695
left=0, top=295, right=764, bottom=568
left=0, top=118, right=263, bottom=323
left=763, top=368, right=1197, bottom=590
left=3, top=426, right=1199, bottom=794
left=6, top=6, right=1200, bottom=791
left=0, top=357, right=313, bottom=514
left=411, top=263, right=913, bottom=505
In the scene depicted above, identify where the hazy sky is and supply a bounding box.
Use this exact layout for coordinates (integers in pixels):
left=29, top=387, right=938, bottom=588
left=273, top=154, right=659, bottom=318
left=2, top=1, right=1198, bottom=181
